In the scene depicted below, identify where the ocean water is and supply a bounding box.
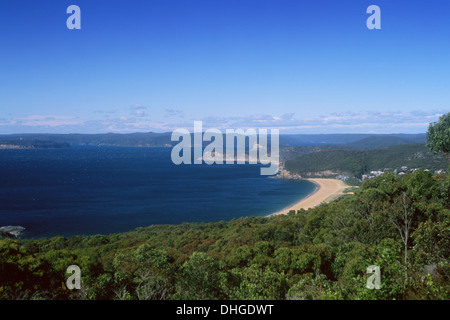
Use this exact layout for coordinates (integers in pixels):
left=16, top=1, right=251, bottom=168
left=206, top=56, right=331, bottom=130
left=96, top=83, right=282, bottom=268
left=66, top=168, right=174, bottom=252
left=0, top=146, right=316, bottom=238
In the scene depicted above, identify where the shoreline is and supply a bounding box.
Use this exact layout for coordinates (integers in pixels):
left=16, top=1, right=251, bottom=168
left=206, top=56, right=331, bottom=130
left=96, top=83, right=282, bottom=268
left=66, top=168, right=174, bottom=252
left=268, top=178, right=349, bottom=216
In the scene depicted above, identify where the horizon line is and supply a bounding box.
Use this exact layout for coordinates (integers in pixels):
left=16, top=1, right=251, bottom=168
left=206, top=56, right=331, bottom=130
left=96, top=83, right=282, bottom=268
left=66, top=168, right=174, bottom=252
left=0, top=131, right=428, bottom=136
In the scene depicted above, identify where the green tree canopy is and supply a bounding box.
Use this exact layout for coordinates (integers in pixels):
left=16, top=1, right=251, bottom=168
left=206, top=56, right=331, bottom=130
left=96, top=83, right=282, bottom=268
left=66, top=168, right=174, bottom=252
left=427, top=113, right=450, bottom=155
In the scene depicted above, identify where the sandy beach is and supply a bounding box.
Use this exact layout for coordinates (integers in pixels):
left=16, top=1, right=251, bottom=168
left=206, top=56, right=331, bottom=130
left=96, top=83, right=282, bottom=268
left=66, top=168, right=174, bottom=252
left=271, top=178, right=349, bottom=216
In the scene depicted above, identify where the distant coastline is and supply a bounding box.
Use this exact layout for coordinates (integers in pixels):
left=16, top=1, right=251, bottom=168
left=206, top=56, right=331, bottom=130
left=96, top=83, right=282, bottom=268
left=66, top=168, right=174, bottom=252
left=0, top=226, right=25, bottom=238
left=0, top=140, right=70, bottom=149
left=269, top=178, right=349, bottom=216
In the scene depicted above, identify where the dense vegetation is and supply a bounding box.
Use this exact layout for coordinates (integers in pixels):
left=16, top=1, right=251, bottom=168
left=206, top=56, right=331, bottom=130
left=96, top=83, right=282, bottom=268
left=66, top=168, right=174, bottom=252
left=427, top=113, right=450, bottom=155
left=280, top=135, right=427, bottom=162
left=343, top=135, right=426, bottom=149
left=285, top=144, right=448, bottom=179
left=0, top=170, right=448, bottom=300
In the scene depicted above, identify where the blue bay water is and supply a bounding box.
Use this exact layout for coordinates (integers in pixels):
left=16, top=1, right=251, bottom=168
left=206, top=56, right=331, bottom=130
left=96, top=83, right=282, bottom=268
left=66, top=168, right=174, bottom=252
left=0, top=147, right=315, bottom=238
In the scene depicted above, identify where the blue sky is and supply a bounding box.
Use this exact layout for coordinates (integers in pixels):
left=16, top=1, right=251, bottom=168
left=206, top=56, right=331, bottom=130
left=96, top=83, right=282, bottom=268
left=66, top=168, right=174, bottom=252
left=0, top=0, right=449, bottom=134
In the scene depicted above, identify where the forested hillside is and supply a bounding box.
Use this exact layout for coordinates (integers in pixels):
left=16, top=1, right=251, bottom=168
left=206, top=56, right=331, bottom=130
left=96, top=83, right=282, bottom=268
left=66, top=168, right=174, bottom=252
left=0, top=170, right=448, bottom=300
left=284, top=144, right=448, bottom=179
left=343, top=135, right=426, bottom=149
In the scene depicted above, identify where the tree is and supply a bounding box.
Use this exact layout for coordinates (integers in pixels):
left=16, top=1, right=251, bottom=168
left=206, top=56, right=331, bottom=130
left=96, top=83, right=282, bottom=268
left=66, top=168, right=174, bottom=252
left=427, top=112, right=450, bottom=155
left=134, top=245, right=171, bottom=300
left=412, top=220, right=450, bottom=267
left=385, top=192, right=415, bottom=267
left=227, top=265, right=288, bottom=299
left=175, top=252, right=224, bottom=299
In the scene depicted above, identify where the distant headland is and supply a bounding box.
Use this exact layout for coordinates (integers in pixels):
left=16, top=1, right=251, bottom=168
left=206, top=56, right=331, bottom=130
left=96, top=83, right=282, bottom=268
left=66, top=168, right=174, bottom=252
left=0, top=226, right=26, bottom=238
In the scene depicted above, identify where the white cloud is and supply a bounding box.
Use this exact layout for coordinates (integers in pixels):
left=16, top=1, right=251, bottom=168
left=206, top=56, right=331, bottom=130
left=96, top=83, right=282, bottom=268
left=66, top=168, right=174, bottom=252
left=14, top=115, right=83, bottom=127
left=194, top=109, right=448, bottom=134
left=0, top=109, right=447, bottom=134
left=134, top=110, right=148, bottom=117
left=130, top=104, right=147, bottom=110
left=129, top=104, right=149, bottom=117
left=165, top=108, right=185, bottom=118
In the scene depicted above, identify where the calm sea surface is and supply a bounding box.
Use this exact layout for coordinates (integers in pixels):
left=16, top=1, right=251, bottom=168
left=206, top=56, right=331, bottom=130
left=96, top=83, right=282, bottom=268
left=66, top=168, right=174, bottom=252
left=0, top=146, right=315, bottom=238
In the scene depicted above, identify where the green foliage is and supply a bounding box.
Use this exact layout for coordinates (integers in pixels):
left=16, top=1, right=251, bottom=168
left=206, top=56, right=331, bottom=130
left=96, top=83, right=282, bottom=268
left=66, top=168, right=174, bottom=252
left=0, top=170, right=449, bottom=300
left=174, top=252, right=225, bottom=300
left=287, top=273, right=340, bottom=300
left=412, top=220, right=450, bottom=267
left=226, top=265, right=288, bottom=300
left=427, top=112, right=450, bottom=155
